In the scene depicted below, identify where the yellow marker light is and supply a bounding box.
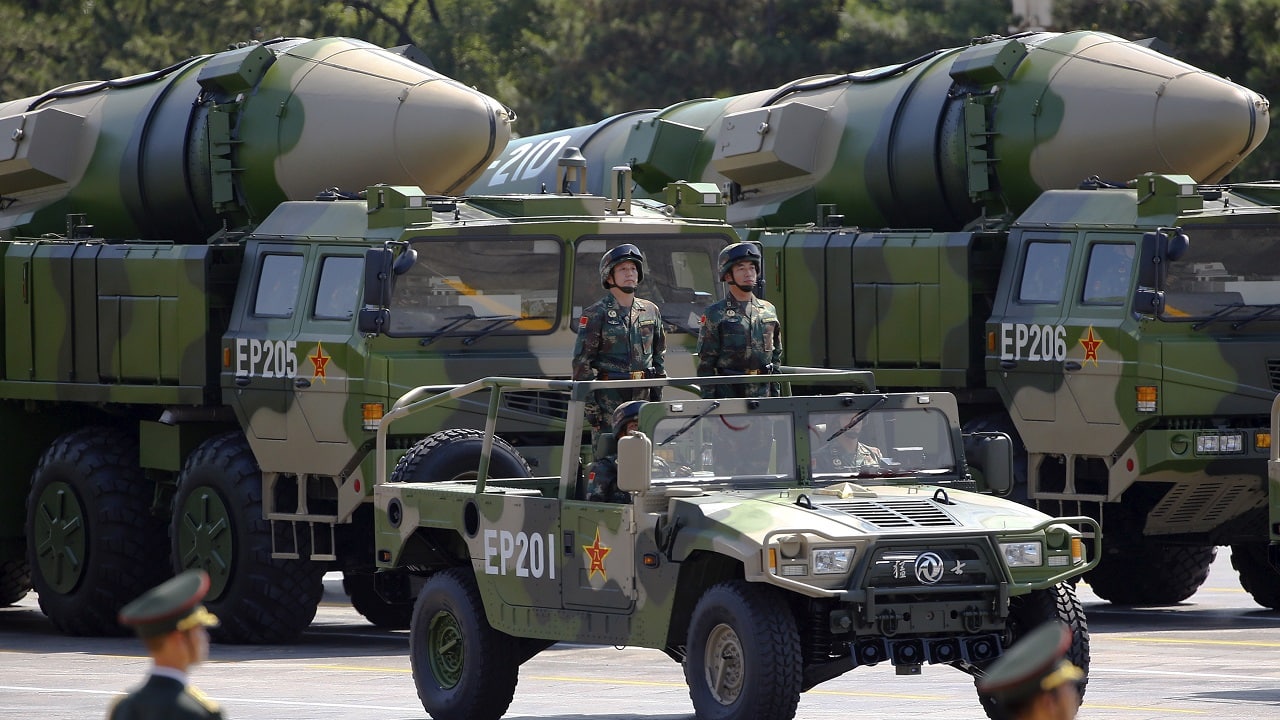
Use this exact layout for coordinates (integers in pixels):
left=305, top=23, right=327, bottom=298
left=1071, top=537, right=1083, bottom=564
left=223, top=346, right=231, bottom=368
left=361, top=402, right=385, bottom=431
left=1257, top=432, right=1272, bottom=451
left=768, top=547, right=778, bottom=572
left=1135, top=385, right=1157, bottom=413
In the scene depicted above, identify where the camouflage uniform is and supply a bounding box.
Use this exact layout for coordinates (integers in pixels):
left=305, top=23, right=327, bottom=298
left=815, top=441, right=884, bottom=471
left=584, top=456, right=631, bottom=504
left=572, top=295, right=666, bottom=431
left=696, top=296, right=782, bottom=398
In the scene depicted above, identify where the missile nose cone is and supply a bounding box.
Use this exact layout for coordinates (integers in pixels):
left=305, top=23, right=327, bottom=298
left=394, top=79, right=514, bottom=195
left=1155, top=72, right=1269, bottom=183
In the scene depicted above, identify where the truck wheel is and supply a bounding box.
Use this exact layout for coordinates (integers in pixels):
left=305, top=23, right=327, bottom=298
left=391, top=429, right=532, bottom=483
left=1085, top=542, right=1215, bottom=605
left=685, top=580, right=802, bottom=720
left=26, top=427, right=169, bottom=635
left=977, top=583, right=1089, bottom=720
left=171, top=432, right=325, bottom=644
left=0, top=559, right=31, bottom=606
left=1230, top=543, right=1280, bottom=609
left=343, top=569, right=414, bottom=629
left=410, top=567, right=519, bottom=720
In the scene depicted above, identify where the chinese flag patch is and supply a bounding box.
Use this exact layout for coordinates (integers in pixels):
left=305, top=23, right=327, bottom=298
left=579, top=315, right=589, bottom=329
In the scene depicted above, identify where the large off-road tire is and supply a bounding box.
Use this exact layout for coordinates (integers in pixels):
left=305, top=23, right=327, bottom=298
left=26, top=427, right=169, bottom=635
left=685, top=580, right=802, bottom=720
left=977, top=583, right=1089, bottom=720
left=410, top=567, right=519, bottom=720
left=391, top=428, right=532, bottom=483
left=1085, top=542, right=1215, bottom=605
left=0, top=559, right=32, bottom=606
left=171, top=432, right=325, bottom=644
left=1230, top=543, right=1280, bottom=609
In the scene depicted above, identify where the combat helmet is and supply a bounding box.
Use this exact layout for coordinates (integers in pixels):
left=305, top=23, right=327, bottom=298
left=718, top=242, right=761, bottom=280
left=613, top=400, right=645, bottom=436
left=600, top=244, right=645, bottom=288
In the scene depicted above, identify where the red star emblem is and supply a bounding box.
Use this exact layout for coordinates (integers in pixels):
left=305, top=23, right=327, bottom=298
left=309, top=342, right=331, bottom=381
left=1078, top=327, right=1102, bottom=367
left=583, top=528, right=611, bottom=581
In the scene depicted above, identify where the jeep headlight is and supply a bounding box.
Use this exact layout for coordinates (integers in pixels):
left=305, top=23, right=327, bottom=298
left=1000, top=541, right=1043, bottom=567
left=812, top=548, right=855, bottom=575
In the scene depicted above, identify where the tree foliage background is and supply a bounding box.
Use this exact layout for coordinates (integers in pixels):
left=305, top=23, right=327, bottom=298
left=1, top=0, right=1276, bottom=178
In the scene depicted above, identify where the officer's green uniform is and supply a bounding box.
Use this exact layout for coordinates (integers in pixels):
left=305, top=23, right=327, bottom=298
left=976, top=620, right=1084, bottom=719
left=108, top=570, right=224, bottom=720
left=572, top=294, right=665, bottom=431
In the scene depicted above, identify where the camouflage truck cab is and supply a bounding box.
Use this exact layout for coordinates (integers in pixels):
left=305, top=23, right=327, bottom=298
left=0, top=173, right=739, bottom=643
left=373, top=371, right=1098, bottom=720
left=766, top=173, right=1280, bottom=610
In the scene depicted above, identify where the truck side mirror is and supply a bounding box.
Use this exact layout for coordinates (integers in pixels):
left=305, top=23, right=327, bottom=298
left=616, top=432, right=654, bottom=494
left=965, top=432, right=1014, bottom=496
left=358, top=248, right=395, bottom=334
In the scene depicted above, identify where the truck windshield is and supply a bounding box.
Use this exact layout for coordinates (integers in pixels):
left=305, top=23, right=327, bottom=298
left=574, top=235, right=724, bottom=334
left=652, top=412, right=795, bottom=486
left=1160, top=225, right=1280, bottom=323
left=809, top=407, right=956, bottom=480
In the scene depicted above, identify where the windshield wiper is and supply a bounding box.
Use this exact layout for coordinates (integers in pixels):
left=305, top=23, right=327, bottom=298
left=826, top=395, right=888, bottom=442
left=658, top=401, right=721, bottom=446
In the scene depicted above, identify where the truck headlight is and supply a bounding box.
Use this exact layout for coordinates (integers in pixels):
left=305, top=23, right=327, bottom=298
left=1000, top=541, right=1043, bottom=567
left=1196, top=433, right=1243, bottom=454
left=812, top=548, right=855, bottom=575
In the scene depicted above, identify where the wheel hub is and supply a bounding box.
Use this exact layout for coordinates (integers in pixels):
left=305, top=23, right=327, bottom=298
left=704, top=622, right=745, bottom=705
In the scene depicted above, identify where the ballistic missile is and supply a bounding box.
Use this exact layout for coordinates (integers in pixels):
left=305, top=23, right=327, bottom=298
left=472, top=30, right=1269, bottom=230
left=0, top=36, right=512, bottom=240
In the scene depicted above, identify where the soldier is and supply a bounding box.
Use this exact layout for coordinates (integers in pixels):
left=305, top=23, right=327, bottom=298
left=696, top=242, right=782, bottom=399
left=584, top=401, right=645, bottom=503
left=814, top=414, right=884, bottom=472
left=976, top=620, right=1083, bottom=720
left=108, top=569, right=224, bottom=720
left=573, top=244, right=666, bottom=434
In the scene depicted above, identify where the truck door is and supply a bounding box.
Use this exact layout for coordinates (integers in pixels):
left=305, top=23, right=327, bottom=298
left=560, top=501, right=636, bottom=612
left=285, top=251, right=367, bottom=473
left=473, top=495, right=564, bottom=611
left=225, top=245, right=308, bottom=442
left=988, top=234, right=1075, bottom=436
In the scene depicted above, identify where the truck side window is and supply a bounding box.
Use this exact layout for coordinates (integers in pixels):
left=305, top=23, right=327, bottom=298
left=1082, top=244, right=1135, bottom=305
left=1017, top=242, right=1070, bottom=304
left=253, top=254, right=305, bottom=317
left=313, top=256, right=363, bottom=320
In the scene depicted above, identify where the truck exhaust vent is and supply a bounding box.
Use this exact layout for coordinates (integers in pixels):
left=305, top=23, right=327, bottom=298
left=825, top=498, right=958, bottom=528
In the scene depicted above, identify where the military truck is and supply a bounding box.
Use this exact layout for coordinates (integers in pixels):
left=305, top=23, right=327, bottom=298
left=372, top=370, right=1098, bottom=720
left=0, top=173, right=741, bottom=642
left=761, top=173, right=1280, bottom=608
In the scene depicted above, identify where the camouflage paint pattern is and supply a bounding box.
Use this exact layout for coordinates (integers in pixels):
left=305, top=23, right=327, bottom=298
left=472, top=30, right=1268, bottom=231
left=571, top=293, right=665, bottom=430
left=696, top=294, right=782, bottom=398
left=0, top=37, right=512, bottom=241
left=374, top=374, right=1098, bottom=684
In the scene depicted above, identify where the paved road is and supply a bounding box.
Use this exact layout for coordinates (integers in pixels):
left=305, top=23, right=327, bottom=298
left=3, top=550, right=1280, bottom=720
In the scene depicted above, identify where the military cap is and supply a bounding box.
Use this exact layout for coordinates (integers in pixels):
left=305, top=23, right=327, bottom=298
left=118, top=569, right=220, bottom=639
left=977, top=621, right=1083, bottom=705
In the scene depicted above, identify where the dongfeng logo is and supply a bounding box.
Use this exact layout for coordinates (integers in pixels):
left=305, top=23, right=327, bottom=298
left=914, top=551, right=944, bottom=584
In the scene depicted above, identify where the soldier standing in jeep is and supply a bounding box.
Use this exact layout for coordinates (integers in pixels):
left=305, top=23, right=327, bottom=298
left=573, top=244, right=666, bottom=434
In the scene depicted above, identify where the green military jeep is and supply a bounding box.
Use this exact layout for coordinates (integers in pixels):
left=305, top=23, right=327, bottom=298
left=373, top=370, right=1099, bottom=720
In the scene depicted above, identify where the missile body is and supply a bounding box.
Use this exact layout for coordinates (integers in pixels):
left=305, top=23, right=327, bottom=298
left=0, top=37, right=512, bottom=240
left=472, top=31, right=1269, bottom=230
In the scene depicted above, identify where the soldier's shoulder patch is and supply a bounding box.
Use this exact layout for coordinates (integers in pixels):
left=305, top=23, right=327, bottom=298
left=579, top=315, right=589, bottom=330
left=699, top=314, right=707, bottom=326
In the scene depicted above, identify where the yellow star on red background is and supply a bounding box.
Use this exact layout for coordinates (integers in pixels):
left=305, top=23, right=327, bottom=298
left=1078, top=326, right=1102, bottom=367
left=583, top=528, right=611, bottom=581
left=309, top=342, right=331, bottom=381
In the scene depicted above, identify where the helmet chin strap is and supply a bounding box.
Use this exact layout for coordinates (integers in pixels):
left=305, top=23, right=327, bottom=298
left=732, top=281, right=754, bottom=293
left=617, top=285, right=637, bottom=294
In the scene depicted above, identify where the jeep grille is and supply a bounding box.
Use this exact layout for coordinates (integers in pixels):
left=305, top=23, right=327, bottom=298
left=825, top=498, right=958, bottom=528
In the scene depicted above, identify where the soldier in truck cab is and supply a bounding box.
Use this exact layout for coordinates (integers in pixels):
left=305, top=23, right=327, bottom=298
left=696, top=242, right=782, bottom=399
left=813, top=412, right=884, bottom=472
left=572, top=244, right=666, bottom=435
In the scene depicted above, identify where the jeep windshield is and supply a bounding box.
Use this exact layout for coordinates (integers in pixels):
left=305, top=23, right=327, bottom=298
left=1158, top=224, right=1280, bottom=325
left=647, top=402, right=958, bottom=488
